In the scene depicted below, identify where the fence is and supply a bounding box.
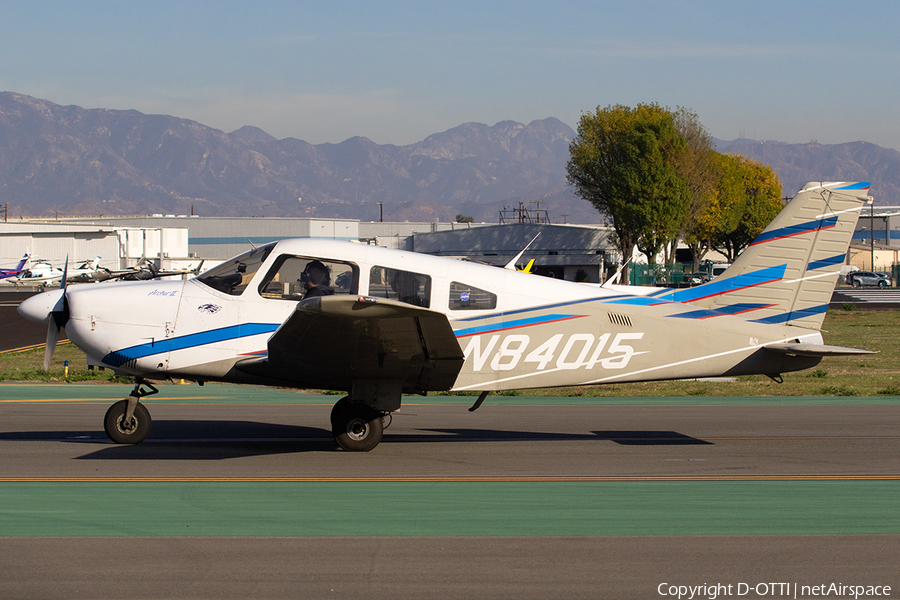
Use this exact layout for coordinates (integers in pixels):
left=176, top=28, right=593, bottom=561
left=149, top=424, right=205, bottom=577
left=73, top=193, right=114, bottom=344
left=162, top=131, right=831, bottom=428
left=628, top=263, right=900, bottom=288
left=628, top=263, right=701, bottom=287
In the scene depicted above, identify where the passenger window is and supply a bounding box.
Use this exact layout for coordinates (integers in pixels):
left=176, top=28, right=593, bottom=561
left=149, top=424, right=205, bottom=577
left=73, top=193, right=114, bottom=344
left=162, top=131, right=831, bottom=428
left=448, top=281, right=497, bottom=311
left=369, top=266, right=431, bottom=308
left=197, top=244, right=274, bottom=296
left=259, top=256, right=358, bottom=300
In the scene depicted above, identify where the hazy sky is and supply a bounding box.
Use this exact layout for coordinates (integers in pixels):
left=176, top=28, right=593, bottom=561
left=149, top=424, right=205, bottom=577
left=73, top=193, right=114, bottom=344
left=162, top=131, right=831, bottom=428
left=2, top=1, right=898, bottom=149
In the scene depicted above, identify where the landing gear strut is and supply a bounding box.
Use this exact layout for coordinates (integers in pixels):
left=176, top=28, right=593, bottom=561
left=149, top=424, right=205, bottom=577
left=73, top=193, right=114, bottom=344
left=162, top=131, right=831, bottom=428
left=330, top=396, right=385, bottom=452
left=103, top=379, right=157, bottom=444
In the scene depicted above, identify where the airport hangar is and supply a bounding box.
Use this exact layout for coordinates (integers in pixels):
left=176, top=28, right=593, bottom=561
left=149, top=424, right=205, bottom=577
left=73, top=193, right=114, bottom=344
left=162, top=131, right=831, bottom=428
left=7, top=204, right=900, bottom=286
left=2, top=216, right=620, bottom=284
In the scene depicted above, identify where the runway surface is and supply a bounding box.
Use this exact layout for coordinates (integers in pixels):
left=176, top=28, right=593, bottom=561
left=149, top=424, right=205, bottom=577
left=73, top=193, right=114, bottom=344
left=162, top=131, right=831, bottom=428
left=0, top=383, right=897, bottom=599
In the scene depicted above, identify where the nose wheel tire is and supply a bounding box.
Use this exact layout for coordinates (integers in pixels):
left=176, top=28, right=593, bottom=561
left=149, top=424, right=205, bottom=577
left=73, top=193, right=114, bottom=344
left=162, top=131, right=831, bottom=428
left=104, top=399, right=152, bottom=444
left=331, top=402, right=384, bottom=452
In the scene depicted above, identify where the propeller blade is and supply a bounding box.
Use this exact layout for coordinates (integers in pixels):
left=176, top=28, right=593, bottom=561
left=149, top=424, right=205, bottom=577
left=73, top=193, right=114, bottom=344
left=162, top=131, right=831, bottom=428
left=59, top=255, right=68, bottom=289
left=43, top=318, right=59, bottom=371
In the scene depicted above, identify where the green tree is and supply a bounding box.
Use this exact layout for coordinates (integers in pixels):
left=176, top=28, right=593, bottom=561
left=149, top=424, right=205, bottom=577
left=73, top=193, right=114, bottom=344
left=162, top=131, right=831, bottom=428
left=683, top=152, right=746, bottom=271
left=671, top=107, right=718, bottom=265
left=713, top=155, right=783, bottom=262
left=566, top=103, right=690, bottom=277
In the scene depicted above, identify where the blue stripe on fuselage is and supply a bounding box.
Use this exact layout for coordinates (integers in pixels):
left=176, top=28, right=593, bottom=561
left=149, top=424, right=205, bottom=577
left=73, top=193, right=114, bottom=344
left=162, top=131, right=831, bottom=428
left=453, top=314, right=584, bottom=338
left=606, top=264, right=787, bottom=306
left=750, top=304, right=828, bottom=324
left=102, top=323, right=280, bottom=367
left=667, top=303, right=775, bottom=320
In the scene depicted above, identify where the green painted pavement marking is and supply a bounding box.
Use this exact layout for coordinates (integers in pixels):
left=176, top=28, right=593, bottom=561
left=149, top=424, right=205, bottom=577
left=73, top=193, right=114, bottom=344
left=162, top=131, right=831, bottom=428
left=0, top=481, right=897, bottom=537
left=0, top=383, right=333, bottom=404
left=1, top=384, right=898, bottom=405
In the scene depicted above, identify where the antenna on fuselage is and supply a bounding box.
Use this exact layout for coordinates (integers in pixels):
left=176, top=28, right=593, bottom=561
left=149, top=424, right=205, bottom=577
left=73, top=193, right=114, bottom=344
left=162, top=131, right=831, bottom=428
left=503, top=233, right=540, bottom=271
left=601, top=255, right=632, bottom=288
left=248, top=240, right=257, bottom=250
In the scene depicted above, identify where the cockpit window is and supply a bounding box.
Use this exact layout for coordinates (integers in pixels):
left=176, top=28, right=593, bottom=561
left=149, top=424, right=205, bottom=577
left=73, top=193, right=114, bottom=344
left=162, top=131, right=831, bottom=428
left=368, top=266, right=431, bottom=308
left=196, top=244, right=274, bottom=296
left=258, top=256, right=359, bottom=300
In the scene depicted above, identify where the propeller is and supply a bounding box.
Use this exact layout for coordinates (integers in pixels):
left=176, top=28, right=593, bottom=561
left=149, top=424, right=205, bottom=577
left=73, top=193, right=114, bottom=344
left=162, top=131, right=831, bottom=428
left=43, top=256, right=69, bottom=371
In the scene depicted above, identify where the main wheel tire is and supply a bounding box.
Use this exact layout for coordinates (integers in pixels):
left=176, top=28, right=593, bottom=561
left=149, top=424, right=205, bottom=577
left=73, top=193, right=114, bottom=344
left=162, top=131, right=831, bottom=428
left=332, top=403, right=384, bottom=452
left=104, top=399, right=152, bottom=444
left=330, top=396, right=352, bottom=429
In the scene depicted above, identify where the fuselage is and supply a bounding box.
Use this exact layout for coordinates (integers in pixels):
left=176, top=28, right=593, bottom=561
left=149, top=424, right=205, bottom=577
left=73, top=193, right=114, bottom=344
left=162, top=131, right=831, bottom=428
left=51, top=238, right=822, bottom=392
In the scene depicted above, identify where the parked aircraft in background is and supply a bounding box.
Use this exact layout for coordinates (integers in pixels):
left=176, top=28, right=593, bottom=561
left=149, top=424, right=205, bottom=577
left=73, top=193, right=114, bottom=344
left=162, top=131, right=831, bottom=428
left=6, top=259, right=64, bottom=288
left=0, top=254, right=29, bottom=280
left=8, top=256, right=110, bottom=287
left=66, top=258, right=204, bottom=284
left=19, top=182, right=875, bottom=451
left=64, top=257, right=104, bottom=283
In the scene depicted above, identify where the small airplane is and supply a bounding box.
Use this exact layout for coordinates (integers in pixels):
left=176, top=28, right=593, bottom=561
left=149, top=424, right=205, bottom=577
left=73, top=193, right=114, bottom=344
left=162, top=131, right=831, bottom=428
left=18, top=181, right=875, bottom=451
left=0, top=254, right=29, bottom=280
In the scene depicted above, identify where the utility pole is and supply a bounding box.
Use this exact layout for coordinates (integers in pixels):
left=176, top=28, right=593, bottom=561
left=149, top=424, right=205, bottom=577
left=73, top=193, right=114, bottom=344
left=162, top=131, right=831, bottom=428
left=871, top=203, right=875, bottom=272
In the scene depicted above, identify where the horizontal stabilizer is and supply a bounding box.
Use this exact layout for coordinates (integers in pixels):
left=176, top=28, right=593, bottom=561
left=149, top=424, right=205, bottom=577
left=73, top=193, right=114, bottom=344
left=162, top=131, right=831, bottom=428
left=763, top=343, right=876, bottom=357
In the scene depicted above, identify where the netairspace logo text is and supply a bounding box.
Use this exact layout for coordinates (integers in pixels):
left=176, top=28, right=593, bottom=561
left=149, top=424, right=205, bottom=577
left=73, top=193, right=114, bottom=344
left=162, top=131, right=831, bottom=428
left=658, top=582, right=892, bottom=599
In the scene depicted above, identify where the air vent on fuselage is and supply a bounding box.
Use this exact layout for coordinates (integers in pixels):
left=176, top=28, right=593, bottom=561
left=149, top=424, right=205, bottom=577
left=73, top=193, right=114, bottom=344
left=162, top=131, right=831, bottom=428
left=607, top=313, right=632, bottom=327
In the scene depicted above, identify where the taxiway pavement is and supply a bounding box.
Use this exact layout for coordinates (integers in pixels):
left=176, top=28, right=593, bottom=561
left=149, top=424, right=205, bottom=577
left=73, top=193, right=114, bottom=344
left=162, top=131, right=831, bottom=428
left=0, top=385, right=897, bottom=599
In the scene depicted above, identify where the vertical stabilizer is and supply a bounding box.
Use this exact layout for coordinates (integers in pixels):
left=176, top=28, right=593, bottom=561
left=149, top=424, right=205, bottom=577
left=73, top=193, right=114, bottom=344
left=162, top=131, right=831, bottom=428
left=686, top=182, right=871, bottom=329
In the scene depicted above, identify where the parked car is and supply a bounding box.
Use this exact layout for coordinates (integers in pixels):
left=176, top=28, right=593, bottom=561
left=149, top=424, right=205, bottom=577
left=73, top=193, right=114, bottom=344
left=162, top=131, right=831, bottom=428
left=686, top=272, right=711, bottom=286
left=846, top=271, right=892, bottom=288
left=710, top=263, right=731, bottom=279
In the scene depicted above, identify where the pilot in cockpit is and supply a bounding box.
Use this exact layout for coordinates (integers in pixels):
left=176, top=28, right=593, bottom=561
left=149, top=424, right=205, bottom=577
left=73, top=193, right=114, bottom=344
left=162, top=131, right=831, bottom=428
left=301, top=260, right=335, bottom=298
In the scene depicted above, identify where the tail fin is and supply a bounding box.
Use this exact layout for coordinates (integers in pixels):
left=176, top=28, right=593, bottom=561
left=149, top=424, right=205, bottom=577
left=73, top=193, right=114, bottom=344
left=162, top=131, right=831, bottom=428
left=683, top=182, right=871, bottom=329
left=15, top=254, right=29, bottom=271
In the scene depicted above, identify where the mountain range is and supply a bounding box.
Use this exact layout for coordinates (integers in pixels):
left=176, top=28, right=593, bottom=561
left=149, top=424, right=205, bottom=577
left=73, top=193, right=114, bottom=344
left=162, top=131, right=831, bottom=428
left=2, top=92, right=899, bottom=223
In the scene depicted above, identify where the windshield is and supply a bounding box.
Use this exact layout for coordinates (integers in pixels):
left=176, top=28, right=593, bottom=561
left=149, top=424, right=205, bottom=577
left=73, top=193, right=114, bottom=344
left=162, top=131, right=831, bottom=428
left=196, top=244, right=274, bottom=295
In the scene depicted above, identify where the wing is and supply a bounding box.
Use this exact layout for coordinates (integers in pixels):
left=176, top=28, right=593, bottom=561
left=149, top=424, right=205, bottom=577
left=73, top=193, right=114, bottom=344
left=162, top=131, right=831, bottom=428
left=236, top=295, right=465, bottom=393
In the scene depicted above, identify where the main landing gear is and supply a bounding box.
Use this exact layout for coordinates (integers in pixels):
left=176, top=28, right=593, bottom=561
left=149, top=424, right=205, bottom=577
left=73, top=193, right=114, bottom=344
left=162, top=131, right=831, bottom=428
left=103, top=379, right=157, bottom=444
left=330, top=396, right=387, bottom=452
left=101, top=381, right=391, bottom=451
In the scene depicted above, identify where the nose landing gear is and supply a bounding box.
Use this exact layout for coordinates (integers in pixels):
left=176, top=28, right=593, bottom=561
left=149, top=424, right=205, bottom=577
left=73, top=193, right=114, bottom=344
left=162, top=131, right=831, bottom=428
left=103, top=379, right=157, bottom=444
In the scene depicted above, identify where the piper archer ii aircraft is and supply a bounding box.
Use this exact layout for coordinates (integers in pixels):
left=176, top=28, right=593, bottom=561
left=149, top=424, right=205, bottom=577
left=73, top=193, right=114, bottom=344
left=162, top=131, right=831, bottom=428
left=18, top=182, right=875, bottom=451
